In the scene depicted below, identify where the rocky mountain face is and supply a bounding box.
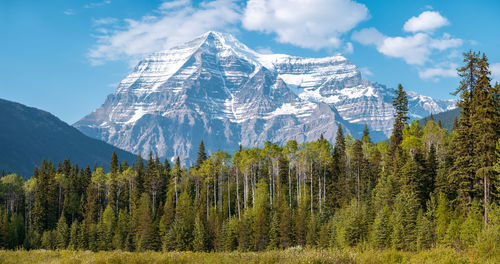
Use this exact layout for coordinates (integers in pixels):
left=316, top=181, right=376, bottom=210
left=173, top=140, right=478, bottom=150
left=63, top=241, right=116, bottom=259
left=74, top=31, right=455, bottom=163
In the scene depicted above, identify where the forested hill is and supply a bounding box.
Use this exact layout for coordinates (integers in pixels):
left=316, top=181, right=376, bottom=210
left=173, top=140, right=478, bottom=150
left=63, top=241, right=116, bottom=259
left=0, top=98, right=137, bottom=177
left=419, top=108, right=460, bottom=131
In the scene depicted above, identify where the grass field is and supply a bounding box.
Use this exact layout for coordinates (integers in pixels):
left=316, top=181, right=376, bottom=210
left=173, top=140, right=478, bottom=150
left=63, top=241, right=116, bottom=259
left=0, top=247, right=498, bottom=264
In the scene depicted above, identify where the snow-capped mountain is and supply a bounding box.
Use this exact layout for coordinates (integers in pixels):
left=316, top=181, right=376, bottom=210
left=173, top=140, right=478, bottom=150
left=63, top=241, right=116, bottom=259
left=74, top=31, right=454, bottom=163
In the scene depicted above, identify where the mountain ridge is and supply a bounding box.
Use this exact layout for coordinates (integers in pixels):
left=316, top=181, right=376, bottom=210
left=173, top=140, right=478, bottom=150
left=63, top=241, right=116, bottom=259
left=74, top=31, right=455, bottom=164
left=0, top=98, right=137, bottom=177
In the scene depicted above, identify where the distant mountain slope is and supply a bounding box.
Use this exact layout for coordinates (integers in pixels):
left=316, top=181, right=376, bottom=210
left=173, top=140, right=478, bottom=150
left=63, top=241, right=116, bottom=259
left=419, top=108, right=460, bottom=131
left=0, top=98, right=137, bottom=177
left=75, top=31, right=455, bottom=164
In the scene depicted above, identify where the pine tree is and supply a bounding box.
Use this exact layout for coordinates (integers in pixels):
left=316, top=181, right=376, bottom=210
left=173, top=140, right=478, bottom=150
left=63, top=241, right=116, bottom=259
left=416, top=209, right=435, bottom=250
left=196, top=140, right=208, bottom=169
left=55, top=214, right=69, bottom=249
left=451, top=51, right=481, bottom=206
left=102, top=204, right=116, bottom=248
left=267, top=212, right=279, bottom=250
left=390, top=84, right=409, bottom=151
left=192, top=214, right=207, bottom=252
left=69, top=220, right=79, bottom=250
left=330, top=124, right=347, bottom=209
left=372, top=206, right=391, bottom=249
left=471, top=54, right=500, bottom=224
left=110, top=151, right=118, bottom=175
left=391, top=189, right=419, bottom=250
left=175, top=191, right=193, bottom=251
left=253, top=179, right=269, bottom=251
left=135, top=193, right=153, bottom=251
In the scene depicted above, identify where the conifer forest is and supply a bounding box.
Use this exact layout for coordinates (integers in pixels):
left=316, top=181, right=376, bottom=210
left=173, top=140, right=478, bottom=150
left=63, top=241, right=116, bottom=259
left=0, top=51, right=499, bottom=263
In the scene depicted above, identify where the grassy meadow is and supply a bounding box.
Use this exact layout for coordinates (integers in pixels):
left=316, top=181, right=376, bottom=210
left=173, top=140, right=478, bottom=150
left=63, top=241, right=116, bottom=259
left=0, top=247, right=498, bottom=264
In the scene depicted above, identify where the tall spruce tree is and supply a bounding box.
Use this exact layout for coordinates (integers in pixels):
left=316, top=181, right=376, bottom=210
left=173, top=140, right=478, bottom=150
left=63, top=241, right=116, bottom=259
left=196, top=140, right=208, bottom=169
left=390, top=84, right=409, bottom=151
left=451, top=51, right=481, bottom=206
left=472, top=55, right=500, bottom=224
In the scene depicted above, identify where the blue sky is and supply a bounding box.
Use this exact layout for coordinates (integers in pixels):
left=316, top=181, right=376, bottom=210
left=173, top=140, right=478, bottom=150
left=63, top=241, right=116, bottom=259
left=2, top=0, right=500, bottom=124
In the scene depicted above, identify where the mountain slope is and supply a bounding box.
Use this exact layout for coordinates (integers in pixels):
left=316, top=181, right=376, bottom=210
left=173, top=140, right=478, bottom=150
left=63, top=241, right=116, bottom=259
left=0, top=98, right=137, bottom=177
left=419, top=108, right=460, bottom=131
left=75, top=31, right=454, bottom=164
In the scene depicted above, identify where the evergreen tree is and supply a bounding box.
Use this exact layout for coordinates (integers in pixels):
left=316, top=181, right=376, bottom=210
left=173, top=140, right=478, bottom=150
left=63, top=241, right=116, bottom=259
left=55, top=214, right=69, bottom=249
left=451, top=51, right=481, bottom=206
left=102, top=204, right=116, bottom=248
left=391, top=190, right=419, bottom=251
left=69, top=220, right=79, bottom=250
left=192, top=214, right=207, bottom=252
left=416, top=209, right=435, bottom=250
left=135, top=193, right=153, bottom=251
left=471, top=54, right=500, bottom=224
left=253, top=179, right=269, bottom=251
left=372, top=206, right=391, bottom=249
left=196, top=140, right=208, bottom=169
left=175, top=191, right=193, bottom=251
left=390, top=84, right=409, bottom=150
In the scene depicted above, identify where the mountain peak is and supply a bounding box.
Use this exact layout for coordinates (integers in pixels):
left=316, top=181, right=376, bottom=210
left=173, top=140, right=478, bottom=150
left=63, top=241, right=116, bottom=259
left=75, top=32, right=455, bottom=163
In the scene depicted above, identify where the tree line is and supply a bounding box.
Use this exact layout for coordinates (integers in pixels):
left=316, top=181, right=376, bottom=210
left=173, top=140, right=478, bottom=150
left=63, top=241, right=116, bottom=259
left=0, top=51, right=498, bottom=252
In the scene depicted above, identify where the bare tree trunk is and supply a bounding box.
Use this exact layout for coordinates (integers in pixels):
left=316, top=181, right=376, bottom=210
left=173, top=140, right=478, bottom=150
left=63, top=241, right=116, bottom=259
left=288, top=162, right=292, bottom=209
left=174, top=177, right=178, bottom=207
left=318, top=164, right=321, bottom=213
left=228, top=171, right=231, bottom=218
left=323, top=166, right=326, bottom=205
left=244, top=170, right=248, bottom=209
left=213, top=174, right=216, bottom=211
left=207, top=180, right=210, bottom=218
left=357, top=166, right=360, bottom=203
left=269, top=161, right=273, bottom=209
left=484, top=173, right=490, bottom=226
left=236, top=168, right=241, bottom=219
left=297, top=163, right=300, bottom=203
left=310, top=161, right=313, bottom=215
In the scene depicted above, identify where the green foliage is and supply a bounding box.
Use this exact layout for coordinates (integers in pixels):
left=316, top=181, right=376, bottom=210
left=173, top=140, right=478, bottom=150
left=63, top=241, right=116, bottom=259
left=55, top=214, right=69, bottom=249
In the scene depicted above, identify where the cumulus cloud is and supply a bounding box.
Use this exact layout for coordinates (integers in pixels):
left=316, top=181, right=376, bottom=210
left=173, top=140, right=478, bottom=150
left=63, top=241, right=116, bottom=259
left=343, top=42, right=354, bottom=54
left=84, top=0, right=111, bottom=9
left=88, top=0, right=241, bottom=65
left=403, top=11, right=449, bottom=33
left=92, top=17, right=118, bottom=26
left=256, top=46, right=274, bottom=54
left=242, top=0, right=369, bottom=50
left=63, top=9, right=75, bottom=15
left=353, top=27, right=462, bottom=65
left=351, top=27, right=385, bottom=46
left=359, top=67, right=373, bottom=77
left=418, top=63, right=458, bottom=80
left=491, top=63, right=500, bottom=84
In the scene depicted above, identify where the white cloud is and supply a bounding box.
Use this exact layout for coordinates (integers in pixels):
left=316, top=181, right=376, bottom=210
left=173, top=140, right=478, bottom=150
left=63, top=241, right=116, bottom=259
left=92, top=17, right=118, bottom=26
left=63, top=9, right=75, bottom=15
left=418, top=63, right=457, bottom=80
left=351, top=27, right=385, bottom=46
left=403, top=11, right=449, bottom=33
left=88, top=0, right=241, bottom=65
left=84, top=0, right=111, bottom=9
left=491, top=63, right=500, bottom=84
left=242, top=0, right=369, bottom=50
left=359, top=67, right=373, bottom=77
left=159, top=0, right=191, bottom=10
left=352, top=28, right=462, bottom=65
left=343, top=42, right=354, bottom=54
left=256, top=46, right=274, bottom=54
